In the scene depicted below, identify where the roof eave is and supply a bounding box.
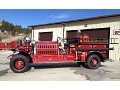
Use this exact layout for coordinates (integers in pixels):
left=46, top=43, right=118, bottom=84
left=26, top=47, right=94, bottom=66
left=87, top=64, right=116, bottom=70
left=28, top=13, right=120, bottom=28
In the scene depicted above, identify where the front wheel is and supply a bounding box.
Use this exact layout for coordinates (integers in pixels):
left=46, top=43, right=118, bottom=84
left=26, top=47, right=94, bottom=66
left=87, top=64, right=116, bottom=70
left=86, top=54, right=101, bottom=69
left=10, top=55, right=29, bottom=73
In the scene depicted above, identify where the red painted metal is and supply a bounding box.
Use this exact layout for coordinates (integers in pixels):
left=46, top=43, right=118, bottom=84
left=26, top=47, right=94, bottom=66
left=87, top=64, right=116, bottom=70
left=14, top=60, right=25, bottom=70
left=6, top=41, right=18, bottom=49
left=31, top=54, right=76, bottom=63
left=0, top=42, right=5, bottom=49
left=36, top=41, right=58, bottom=55
left=19, top=38, right=113, bottom=63
left=80, top=54, right=86, bottom=61
left=90, top=59, right=98, bottom=67
left=0, top=41, right=19, bottom=50
left=7, top=35, right=117, bottom=69
left=7, top=35, right=118, bottom=73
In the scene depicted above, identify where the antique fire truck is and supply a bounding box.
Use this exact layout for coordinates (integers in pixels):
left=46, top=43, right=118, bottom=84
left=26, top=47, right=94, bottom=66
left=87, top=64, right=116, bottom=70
left=6, top=34, right=116, bottom=73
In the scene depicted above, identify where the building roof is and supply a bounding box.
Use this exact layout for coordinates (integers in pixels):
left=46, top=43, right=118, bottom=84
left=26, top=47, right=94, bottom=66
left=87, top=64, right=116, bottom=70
left=28, top=13, right=120, bottom=28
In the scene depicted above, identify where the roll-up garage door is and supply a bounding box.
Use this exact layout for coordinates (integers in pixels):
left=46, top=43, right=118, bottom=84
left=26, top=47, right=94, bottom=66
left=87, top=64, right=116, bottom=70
left=66, top=28, right=110, bottom=39
left=66, top=30, right=78, bottom=39
left=39, top=32, right=53, bottom=41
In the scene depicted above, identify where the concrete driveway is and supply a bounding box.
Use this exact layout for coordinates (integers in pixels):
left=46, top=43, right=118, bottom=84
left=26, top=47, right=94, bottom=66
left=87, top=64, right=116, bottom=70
left=0, top=51, right=120, bottom=81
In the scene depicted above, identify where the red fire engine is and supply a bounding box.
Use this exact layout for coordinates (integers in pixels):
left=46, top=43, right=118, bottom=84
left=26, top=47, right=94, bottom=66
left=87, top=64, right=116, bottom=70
left=5, top=34, right=117, bottom=73
left=0, top=40, right=19, bottom=50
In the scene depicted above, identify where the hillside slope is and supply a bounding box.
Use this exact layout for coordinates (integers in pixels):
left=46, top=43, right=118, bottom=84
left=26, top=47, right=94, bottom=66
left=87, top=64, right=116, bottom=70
left=2, top=35, right=25, bottom=42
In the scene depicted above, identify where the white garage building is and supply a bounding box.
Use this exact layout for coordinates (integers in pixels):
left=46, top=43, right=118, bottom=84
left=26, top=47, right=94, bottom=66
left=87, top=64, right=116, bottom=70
left=28, top=14, right=120, bottom=61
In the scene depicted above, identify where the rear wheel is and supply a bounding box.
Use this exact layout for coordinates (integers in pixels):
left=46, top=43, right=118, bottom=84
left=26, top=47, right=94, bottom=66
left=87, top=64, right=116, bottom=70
left=86, top=54, right=101, bottom=69
left=10, top=55, right=29, bottom=73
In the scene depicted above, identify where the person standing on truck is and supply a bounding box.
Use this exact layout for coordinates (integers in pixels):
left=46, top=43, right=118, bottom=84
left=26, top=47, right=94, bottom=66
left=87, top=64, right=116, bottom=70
left=73, top=30, right=82, bottom=43
left=64, top=30, right=82, bottom=49
left=73, top=30, right=82, bottom=39
left=73, top=30, right=90, bottom=43
left=67, top=30, right=82, bottom=45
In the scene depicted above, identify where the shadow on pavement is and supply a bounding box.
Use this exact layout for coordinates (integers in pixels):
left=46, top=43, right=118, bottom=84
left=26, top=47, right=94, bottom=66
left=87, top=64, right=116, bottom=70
left=0, top=68, right=9, bottom=77
left=30, top=62, right=81, bottom=69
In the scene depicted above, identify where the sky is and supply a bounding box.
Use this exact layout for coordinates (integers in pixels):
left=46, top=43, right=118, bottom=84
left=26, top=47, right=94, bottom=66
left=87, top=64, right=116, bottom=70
left=0, top=9, right=120, bottom=28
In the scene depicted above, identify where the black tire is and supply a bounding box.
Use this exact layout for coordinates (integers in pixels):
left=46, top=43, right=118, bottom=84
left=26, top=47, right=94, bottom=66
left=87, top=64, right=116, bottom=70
left=86, top=54, right=101, bottom=69
left=10, top=55, right=29, bottom=73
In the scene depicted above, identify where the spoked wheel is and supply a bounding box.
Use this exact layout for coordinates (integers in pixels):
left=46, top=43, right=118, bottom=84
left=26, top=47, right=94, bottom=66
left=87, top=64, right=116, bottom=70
left=15, top=60, right=25, bottom=70
left=10, top=55, right=29, bottom=73
left=87, top=54, right=101, bottom=69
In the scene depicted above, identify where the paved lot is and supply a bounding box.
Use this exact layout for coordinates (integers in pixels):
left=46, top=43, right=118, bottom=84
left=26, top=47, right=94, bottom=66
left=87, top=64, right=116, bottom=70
left=0, top=51, right=120, bottom=81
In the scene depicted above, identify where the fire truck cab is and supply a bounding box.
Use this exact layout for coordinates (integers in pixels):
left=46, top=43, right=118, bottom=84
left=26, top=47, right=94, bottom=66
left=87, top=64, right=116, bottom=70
left=8, top=35, right=116, bottom=73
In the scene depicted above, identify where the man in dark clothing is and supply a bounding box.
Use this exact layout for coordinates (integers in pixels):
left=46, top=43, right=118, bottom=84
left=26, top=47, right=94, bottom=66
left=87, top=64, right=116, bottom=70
left=73, top=30, right=81, bottom=39
left=65, top=30, right=82, bottom=47
left=71, top=30, right=82, bottom=44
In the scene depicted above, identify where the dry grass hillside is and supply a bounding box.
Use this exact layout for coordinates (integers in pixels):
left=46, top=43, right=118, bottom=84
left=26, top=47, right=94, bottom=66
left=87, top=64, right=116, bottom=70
left=2, top=35, right=25, bottom=42
left=0, top=32, right=31, bottom=42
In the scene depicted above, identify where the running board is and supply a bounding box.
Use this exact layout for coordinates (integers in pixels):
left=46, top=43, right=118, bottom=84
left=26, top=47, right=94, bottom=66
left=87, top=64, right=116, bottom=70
left=29, top=61, right=86, bottom=65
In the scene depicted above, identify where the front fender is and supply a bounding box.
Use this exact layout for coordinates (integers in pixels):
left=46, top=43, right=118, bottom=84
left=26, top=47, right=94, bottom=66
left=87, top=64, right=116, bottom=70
left=7, top=51, right=19, bottom=60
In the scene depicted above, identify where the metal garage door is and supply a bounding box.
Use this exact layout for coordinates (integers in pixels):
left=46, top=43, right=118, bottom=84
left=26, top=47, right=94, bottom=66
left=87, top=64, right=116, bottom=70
left=66, top=30, right=78, bottom=39
left=81, top=28, right=110, bottom=39
left=66, top=28, right=110, bottom=39
left=39, top=32, right=53, bottom=41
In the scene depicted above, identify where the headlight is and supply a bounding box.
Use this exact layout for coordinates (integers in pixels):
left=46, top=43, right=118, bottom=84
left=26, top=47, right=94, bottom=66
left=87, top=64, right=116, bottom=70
left=23, top=36, right=31, bottom=43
